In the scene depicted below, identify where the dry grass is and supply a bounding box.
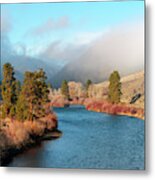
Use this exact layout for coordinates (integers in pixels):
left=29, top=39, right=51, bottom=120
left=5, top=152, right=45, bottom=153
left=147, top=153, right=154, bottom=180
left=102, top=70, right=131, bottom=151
left=50, top=95, right=69, bottom=107
left=85, top=99, right=144, bottom=120
left=0, top=112, right=57, bottom=150
left=88, top=71, right=144, bottom=109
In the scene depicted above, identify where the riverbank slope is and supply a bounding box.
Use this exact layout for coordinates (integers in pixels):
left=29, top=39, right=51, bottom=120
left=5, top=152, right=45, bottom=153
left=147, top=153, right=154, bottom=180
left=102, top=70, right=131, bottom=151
left=0, top=112, right=60, bottom=166
left=84, top=99, right=144, bottom=120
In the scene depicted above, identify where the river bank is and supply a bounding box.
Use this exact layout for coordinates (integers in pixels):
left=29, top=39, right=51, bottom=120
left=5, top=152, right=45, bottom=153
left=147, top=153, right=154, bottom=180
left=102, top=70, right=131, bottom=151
left=84, top=99, right=144, bottom=120
left=7, top=105, right=144, bottom=169
left=50, top=96, right=144, bottom=120
left=0, top=112, right=62, bottom=166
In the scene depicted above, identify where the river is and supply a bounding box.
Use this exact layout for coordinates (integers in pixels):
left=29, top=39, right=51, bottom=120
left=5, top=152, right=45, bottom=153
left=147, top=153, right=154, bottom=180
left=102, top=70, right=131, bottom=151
left=8, top=105, right=144, bottom=169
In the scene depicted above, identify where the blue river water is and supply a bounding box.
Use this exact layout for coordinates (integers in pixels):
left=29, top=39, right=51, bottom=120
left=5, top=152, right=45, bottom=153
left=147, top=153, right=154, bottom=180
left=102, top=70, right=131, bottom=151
left=9, top=105, right=144, bottom=169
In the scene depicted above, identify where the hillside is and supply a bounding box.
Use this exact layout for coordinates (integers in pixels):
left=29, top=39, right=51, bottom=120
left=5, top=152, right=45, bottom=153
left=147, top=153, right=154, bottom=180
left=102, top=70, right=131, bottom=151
left=50, top=71, right=144, bottom=111
left=88, top=71, right=144, bottom=108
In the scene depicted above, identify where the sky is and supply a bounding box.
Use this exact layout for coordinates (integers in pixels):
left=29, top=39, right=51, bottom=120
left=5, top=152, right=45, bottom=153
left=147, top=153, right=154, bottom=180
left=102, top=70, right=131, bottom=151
left=1, top=1, right=144, bottom=85
left=1, top=1, right=144, bottom=55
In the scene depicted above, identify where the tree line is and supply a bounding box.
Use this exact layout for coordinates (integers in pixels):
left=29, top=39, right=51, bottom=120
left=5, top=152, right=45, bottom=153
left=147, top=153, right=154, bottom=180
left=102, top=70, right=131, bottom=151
left=60, top=71, right=122, bottom=104
left=0, top=63, right=122, bottom=121
left=1, top=63, right=50, bottom=121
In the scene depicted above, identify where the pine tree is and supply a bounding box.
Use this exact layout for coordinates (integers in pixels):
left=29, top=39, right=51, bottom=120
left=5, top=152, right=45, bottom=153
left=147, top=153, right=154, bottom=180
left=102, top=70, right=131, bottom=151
left=16, top=69, right=50, bottom=121
left=108, top=71, right=122, bottom=104
left=34, top=69, right=50, bottom=118
left=1, top=63, right=18, bottom=118
left=16, top=71, right=33, bottom=121
left=86, top=79, right=92, bottom=97
left=61, top=80, right=69, bottom=99
left=15, top=80, right=21, bottom=98
left=48, top=82, right=53, bottom=89
left=0, top=78, right=2, bottom=101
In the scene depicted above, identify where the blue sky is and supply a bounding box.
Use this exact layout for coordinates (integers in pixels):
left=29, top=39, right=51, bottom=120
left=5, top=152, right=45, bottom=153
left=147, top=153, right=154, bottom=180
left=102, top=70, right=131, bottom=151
left=1, top=1, right=144, bottom=56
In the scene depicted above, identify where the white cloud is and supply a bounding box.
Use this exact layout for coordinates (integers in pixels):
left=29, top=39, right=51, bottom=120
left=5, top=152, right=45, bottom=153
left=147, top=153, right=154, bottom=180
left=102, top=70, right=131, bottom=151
left=27, top=16, right=69, bottom=37
left=74, top=31, right=107, bottom=45
left=73, top=28, right=109, bottom=45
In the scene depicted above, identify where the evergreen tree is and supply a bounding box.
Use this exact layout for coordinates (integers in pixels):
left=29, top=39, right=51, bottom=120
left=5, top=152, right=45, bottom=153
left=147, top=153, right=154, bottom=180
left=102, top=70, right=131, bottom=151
left=15, top=81, right=21, bottom=98
left=34, top=69, right=50, bottom=118
left=86, top=79, right=92, bottom=97
left=48, top=82, right=53, bottom=89
left=108, top=71, right=122, bottom=104
left=16, top=69, right=49, bottom=121
left=0, top=78, right=2, bottom=100
left=61, top=80, right=69, bottom=99
left=16, top=90, right=28, bottom=121
left=1, top=63, right=18, bottom=118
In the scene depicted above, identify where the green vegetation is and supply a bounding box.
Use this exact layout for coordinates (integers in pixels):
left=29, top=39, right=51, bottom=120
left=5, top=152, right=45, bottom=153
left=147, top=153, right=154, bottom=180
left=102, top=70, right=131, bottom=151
left=86, top=79, right=92, bottom=97
left=61, top=80, right=69, bottom=99
left=16, top=69, right=50, bottom=121
left=108, top=71, right=122, bottom=104
left=48, top=82, right=53, bottom=89
left=1, top=63, right=19, bottom=118
left=0, top=79, right=2, bottom=100
left=1, top=63, right=50, bottom=121
left=0, top=64, right=59, bottom=166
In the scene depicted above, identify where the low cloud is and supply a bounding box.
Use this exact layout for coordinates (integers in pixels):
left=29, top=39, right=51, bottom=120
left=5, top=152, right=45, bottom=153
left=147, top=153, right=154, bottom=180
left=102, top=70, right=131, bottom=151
left=37, top=30, right=107, bottom=64
left=0, top=13, right=61, bottom=80
left=38, top=40, right=89, bottom=64
left=13, top=43, right=27, bottom=56
left=74, top=31, right=105, bottom=45
left=1, top=11, right=12, bottom=34
left=51, top=21, right=144, bottom=86
left=1, top=9, right=144, bottom=87
left=27, top=16, right=69, bottom=37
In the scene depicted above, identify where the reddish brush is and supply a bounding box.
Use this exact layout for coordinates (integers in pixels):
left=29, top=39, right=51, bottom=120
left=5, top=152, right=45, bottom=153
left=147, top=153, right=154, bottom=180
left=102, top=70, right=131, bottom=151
left=85, top=99, right=144, bottom=120
left=0, top=112, right=58, bottom=149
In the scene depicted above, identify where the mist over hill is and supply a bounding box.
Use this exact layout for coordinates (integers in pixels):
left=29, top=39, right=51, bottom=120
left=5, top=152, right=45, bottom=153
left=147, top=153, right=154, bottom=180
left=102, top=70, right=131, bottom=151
left=1, top=55, right=60, bottom=82
left=51, top=22, right=144, bottom=87
left=1, top=20, right=144, bottom=87
left=1, top=34, right=61, bottom=81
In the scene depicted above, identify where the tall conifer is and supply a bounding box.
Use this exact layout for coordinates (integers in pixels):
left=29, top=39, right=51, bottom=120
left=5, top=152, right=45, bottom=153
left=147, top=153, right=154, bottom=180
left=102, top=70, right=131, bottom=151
left=108, top=71, right=122, bottom=104
left=61, top=80, right=69, bottom=99
left=1, top=63, right=18, bottom=118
